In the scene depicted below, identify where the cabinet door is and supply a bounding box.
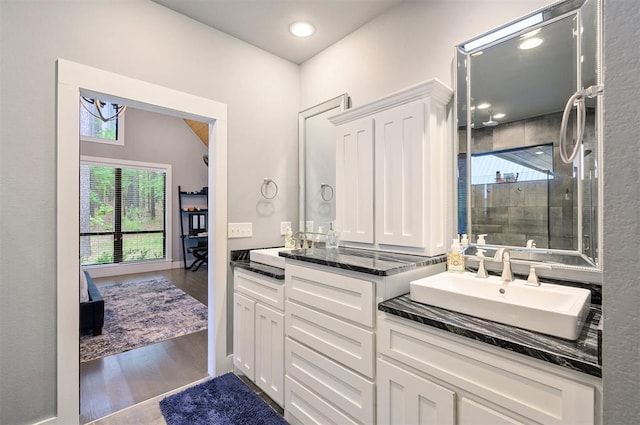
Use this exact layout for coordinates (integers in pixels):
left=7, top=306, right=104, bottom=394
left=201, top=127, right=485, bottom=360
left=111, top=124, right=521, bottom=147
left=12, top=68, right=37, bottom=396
left=375, top=101, right=425, bottom=248
left=378, top=358, right=455, bottom=425
left=336, top=118, right=374, bottom=243
left=233, top=292, right=255, bottom=380
left=255, top=303, right=284, bottom=406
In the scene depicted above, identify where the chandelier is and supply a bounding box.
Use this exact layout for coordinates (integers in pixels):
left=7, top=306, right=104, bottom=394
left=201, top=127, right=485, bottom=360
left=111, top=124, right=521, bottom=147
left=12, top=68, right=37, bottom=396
left=80, top=97, right=126, bottom=122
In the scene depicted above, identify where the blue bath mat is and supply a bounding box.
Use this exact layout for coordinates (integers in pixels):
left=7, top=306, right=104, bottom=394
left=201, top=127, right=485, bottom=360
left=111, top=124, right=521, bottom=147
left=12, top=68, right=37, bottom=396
left=159, top=373, right=288, bottom=425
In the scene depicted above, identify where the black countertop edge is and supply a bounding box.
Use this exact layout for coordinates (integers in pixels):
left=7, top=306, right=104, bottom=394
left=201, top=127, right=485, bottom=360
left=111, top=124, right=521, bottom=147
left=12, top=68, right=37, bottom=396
left=230, top=260, right=285, bottom=280
left=379, top=294, right=601, bottom=378
left=279, top=247, right=447, bottom=276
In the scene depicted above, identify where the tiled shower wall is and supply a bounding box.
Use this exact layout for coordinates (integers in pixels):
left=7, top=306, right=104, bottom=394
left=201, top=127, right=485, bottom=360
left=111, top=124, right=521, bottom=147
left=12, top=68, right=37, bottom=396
left=460, top=111, right=597, bottom=251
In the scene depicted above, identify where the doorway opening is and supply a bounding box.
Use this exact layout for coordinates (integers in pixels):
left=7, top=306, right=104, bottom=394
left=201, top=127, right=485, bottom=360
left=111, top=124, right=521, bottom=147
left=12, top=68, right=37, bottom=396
left=56, top=59, right=230, bottom=424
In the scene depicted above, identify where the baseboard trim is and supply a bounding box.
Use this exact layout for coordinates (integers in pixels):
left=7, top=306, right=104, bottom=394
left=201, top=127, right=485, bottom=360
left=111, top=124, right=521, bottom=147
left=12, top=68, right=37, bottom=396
left=84, top=260, right=183, bottom=278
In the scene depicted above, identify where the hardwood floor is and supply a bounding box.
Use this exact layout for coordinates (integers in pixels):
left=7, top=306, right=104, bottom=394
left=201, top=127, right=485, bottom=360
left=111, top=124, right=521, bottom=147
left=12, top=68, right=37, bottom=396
left=82, top=267, right=284, bottom=424
left=81, top=268, right=209, bottom=424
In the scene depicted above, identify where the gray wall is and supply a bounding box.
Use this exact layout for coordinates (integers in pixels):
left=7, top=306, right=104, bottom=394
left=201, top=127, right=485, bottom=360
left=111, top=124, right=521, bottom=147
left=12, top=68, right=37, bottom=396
left=300, top=0, right=551, bottom=109
left=0, top=1, right=298, bottom=423
left=80, top=107, right=209, bottom=266
left=602, top=0, right=640, bottom=423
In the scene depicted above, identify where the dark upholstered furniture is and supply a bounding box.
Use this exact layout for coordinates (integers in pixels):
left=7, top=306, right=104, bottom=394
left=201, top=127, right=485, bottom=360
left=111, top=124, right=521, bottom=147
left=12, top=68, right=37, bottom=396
left=80, top=271, right=104, bottom=336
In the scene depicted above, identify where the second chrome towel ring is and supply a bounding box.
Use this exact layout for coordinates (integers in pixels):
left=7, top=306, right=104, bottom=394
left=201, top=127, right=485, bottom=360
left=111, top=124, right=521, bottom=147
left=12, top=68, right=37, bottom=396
left=260, top=178, right=279, bottom=199
left=320, top=183, right=334, bottom=201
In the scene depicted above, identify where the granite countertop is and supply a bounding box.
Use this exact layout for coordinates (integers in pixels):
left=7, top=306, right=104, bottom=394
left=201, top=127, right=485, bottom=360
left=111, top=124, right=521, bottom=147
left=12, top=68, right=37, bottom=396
left=231, top=260, right=285, bottom=280
left=229, top=249, right=285, bottom=280
left=279, top=247, right=446, bottom=276
left=379, top=294, right=602, bottom=378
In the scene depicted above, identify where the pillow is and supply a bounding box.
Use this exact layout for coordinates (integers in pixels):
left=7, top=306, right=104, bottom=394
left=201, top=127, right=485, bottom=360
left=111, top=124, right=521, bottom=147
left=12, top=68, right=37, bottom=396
left=80, top=268, right=90, bottom=303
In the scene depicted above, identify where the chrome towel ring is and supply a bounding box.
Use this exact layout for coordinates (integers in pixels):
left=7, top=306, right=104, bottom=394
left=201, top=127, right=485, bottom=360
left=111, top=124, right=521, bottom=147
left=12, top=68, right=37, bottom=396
left=261, top=178, right=278, bottom=199
left=320, top=183, right=334, bottom=201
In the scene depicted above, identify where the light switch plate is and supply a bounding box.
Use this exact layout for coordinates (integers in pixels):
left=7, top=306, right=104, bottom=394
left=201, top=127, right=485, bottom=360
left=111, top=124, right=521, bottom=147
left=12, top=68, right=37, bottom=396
left=280, top=221, right=292, bottom=235
left=228, top=222, right=252, bottom=238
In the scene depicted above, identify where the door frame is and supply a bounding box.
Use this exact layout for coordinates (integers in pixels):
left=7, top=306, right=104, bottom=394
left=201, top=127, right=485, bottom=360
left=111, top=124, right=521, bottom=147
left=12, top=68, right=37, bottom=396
left=52, top=59, right=230, bottom=424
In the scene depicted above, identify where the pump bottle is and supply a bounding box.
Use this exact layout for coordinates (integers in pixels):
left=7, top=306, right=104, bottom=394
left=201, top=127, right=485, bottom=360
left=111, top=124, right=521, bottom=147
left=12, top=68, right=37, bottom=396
left=447, top=237, right=465, bottom=273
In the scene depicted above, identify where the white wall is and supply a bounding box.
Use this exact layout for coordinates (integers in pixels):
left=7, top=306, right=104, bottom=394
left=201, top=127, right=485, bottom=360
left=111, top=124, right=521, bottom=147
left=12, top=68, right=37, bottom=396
left=300, top=0, right=550, bottom=109
left=0, top=1, right=298, bottom=423
left=80, top=108, right=209, bottom=268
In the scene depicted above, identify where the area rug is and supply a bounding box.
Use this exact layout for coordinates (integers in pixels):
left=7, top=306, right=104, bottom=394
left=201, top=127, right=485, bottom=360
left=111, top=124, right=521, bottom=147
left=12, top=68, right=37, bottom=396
left=160, top=373, right=288, bottom=425
left=80, top=278, right=207, bottom=362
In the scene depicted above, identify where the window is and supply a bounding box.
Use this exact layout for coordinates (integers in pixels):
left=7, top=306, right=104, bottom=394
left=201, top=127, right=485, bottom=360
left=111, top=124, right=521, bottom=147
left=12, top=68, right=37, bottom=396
left=80, top=157, right=170, bottom=266
left=79, top=97, right=126, bottom=145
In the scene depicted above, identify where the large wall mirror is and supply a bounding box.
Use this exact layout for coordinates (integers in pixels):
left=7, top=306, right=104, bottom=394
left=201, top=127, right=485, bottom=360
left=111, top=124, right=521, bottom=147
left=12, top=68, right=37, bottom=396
left=298, top=94, right=349, bottom=234
left=456, top=0, right=603, bottom=271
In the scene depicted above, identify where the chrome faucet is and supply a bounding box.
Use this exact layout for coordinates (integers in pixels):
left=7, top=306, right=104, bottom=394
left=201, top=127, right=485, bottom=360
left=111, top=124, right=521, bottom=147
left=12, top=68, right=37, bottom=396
left=292, top=231, right=309, bottom=249
left=494, top=248, right=514, bottom=282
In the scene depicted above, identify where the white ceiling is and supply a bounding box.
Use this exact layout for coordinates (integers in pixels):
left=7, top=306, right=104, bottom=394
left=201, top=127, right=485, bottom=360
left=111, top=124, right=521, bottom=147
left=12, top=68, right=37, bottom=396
left=152, top=0, right=404, bottom=64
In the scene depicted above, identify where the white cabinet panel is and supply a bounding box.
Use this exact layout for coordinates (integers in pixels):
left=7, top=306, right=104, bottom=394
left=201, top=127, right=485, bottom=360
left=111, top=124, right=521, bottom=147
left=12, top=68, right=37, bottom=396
left=375, top=101, right=425, bottom=248
left=459, top=398, right=526, bottom=425
left=233, top=269, right=285, bottom=407
left=379, top=316, right=596, bottom=425
left=234, top=269, right=284, bottom=310
left=336, top=118, right=374, bottom=243
left=286, top=338, right=375, bottom=424
left=331, top=79, right=454, bottom=256
left=233, top=292, right=255, bottom=380
left=378, top=358, right=455, bottom=425
left=286, top=262, right=374, bottom=327
left=285, top=376, right=360, bottom=425
left=286, top=300, right=375, bottom=378
left=255, top=303, right=284, bottom=406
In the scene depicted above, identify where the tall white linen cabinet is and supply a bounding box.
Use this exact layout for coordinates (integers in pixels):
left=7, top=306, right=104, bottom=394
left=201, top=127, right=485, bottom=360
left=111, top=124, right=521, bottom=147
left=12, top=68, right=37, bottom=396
left=329, top=79, right=454, bottom=256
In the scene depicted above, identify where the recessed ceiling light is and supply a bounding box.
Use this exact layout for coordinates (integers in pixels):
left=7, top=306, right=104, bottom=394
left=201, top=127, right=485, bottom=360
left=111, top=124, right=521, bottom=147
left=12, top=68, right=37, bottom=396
left=289, top=21, right=315, bottom=38
left=493, top=112, right=506, bottom=119
left=477, top=102, right=491, bottom=110
left=519, top=37, right=543, bottom=50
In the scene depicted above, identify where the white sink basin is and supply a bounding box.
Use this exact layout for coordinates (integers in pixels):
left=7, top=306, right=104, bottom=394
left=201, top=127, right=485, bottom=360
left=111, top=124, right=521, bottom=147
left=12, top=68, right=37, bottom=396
left=249, top=247, right=292, bottom=269
left=409, top=272, right=591, bottom=340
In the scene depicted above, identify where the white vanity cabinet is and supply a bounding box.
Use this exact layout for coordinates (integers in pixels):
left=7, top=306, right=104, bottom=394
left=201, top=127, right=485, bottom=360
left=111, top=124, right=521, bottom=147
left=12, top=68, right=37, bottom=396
left=284, top=260, right=445, bottom=425
left=331, top=79, right=454, bottom=256
left=233, top=269, right=285, bottom=406
left=377, top=314, right=602, bottom=425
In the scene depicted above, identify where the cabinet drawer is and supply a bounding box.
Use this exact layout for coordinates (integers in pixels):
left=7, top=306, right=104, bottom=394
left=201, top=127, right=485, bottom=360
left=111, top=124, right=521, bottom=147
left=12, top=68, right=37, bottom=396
left=286, top=263, right=374, bottom=327
left=285, top=375, right=359, bottom=425
left=286, top=338, right=374, bottom=424
left=459, top=397, right=526, bottom=425
left=234, top=269, right=284, bottom=310
left=286, top=301, right=374, bottom=378
left=378, top=316, right=595, bottom=425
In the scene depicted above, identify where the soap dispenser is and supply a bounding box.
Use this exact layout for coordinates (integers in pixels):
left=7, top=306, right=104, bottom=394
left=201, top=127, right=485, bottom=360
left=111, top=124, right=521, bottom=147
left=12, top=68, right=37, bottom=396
left=326, top=222, right=339, bottom=249
left=284, top=227, right=295, bottom=248
left=447, top=237, right=465, bottom=273
left=477, top=234, right=487, bottom=245
left=461, top=234, right=469, bottom=247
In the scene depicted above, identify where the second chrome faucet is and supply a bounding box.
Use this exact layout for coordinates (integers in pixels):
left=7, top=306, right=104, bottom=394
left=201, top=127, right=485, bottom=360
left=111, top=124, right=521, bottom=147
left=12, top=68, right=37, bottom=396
left=494, top=248, right=513, bottom=282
